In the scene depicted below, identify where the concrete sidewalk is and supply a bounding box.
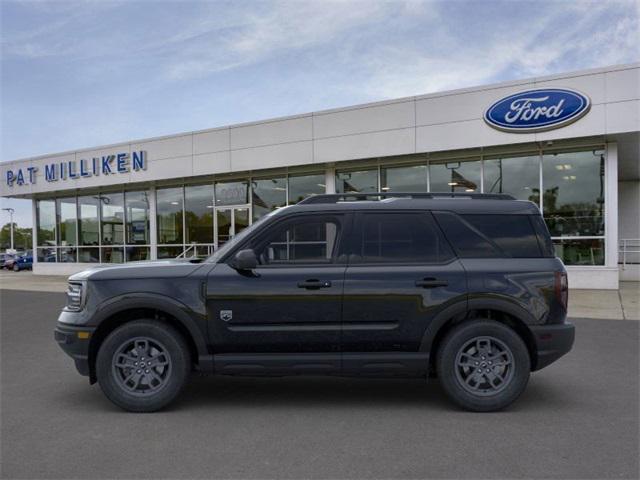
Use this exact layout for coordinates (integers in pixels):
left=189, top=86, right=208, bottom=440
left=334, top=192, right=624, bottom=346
left=1, top=270, right=638, bottom=320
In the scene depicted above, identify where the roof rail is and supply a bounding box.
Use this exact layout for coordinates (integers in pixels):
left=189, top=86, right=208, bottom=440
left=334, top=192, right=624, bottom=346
left=297, top=192, right=515, bottom=205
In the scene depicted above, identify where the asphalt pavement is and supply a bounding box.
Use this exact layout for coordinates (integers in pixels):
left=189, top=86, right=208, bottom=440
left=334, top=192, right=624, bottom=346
left=1, top=289, right=638, bottom=479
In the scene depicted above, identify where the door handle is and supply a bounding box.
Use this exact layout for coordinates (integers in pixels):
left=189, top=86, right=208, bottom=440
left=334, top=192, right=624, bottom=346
left=415, top=278, right=448, bottom=288
left=298, top=279, right=332, bottom=289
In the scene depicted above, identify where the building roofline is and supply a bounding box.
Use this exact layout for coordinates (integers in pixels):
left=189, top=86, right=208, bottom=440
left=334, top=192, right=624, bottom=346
left=2, top=61, right=639, bottom=165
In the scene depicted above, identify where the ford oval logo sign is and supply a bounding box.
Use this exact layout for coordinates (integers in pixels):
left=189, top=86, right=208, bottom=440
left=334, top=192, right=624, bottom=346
left=484, top=88, right=591, bottom=133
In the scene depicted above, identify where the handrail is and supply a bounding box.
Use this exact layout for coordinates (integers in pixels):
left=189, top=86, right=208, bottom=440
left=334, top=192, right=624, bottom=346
left=619, top=238, right=640, bottom=269
left=176, top=243, right=197, bottom=259
left=176, top=243, right=215, bottom=259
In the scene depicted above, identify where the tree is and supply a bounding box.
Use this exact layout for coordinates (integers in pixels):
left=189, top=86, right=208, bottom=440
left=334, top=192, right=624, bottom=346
left=0, top=223, right=32, bottom=251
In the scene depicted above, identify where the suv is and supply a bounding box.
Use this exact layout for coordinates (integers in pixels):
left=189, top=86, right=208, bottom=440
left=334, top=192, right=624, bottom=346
left=55, top=193, right=574, bottom=412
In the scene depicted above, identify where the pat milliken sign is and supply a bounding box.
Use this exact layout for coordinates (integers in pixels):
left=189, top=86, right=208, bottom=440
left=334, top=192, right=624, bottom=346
left=5, top=151, right=147, bottom=187
left=484, top=88, right=591, bottom=133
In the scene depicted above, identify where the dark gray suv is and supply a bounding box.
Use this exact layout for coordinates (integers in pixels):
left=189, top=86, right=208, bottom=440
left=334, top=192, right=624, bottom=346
left=55, top=193, right=574, bottom=412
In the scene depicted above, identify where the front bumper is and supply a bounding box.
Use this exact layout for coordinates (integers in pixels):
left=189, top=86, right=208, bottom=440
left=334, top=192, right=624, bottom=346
left=530, top=322, right=575, bottom=371
left=54, top=323, right=95, bottom=377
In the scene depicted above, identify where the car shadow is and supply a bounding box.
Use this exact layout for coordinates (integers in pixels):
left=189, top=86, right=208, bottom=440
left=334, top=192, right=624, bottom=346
left=52, top=373, right=577, bottom=414
left=177, top=375, right=452, bottom=410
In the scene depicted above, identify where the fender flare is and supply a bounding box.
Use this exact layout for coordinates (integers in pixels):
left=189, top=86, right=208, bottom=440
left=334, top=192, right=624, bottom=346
left=90, top=293, right=209, bottom=359
left=419, top=295, right=536, bottom=353
left=419, top=298, right=468, bottom=353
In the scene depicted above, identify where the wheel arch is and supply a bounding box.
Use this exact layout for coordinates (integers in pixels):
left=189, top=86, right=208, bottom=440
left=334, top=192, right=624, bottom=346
left=421, top=297, right=539, bottom=372
left=87, top=295, right=209, bottom=383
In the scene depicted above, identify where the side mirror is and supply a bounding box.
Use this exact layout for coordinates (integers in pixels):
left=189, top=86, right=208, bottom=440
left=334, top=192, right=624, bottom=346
left=231, top=249, right=258, bottom=271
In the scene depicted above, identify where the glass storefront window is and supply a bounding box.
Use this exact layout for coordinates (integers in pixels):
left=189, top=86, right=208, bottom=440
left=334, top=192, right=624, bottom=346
left=336, top=169, right=378, bottom=193
left=59, top=246, right=77, bottom=263
left=78, top=196, right=100, bottom=246
left=185, top=184, right=214, bottom=244
left=381, top=164, right=428, bottom=192
left=288, top=173, right=325, bottom=204
left=483, top=155, right=541, bottom=204
left=36, top=200, right=56, bottom=246
left=37, top=247, right=57, bottom=263
left=542, top=150, right=605, bottom=237
left=215, top=181, right=248, bottom=206
left=157, top=246, right=183, bottom=259
left=77, top=247, right=100, bottom=263
left=252, top=177, right=286, bottom=221
left=553, top=238, right=604, bottom=266
left=100, top=193, right=124, bottom=245
left=430, top=159, right=481, bottom=193
left=157, top=187, right=183, bottom=244
left=56, top=198, right=77, bottom=246
left=102, top=246, right=124, bottom=263
left=126, top=246, right=150, bottom=262
left=125, top=191, right=150, bottom=245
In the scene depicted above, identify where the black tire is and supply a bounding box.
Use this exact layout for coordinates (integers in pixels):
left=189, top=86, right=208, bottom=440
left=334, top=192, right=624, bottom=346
left=12, top=263, right=19, bottom=272
left=96, top=320, right=191, bottom=412
left=436, top=320, right=530, bottom=412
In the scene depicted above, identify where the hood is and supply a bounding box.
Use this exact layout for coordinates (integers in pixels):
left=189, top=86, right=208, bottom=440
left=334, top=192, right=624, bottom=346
left=68, top=258, right=209, bottom=282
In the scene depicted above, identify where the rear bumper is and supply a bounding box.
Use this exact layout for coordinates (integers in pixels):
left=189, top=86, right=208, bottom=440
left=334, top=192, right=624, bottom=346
left=54, top=324, right=95, bottom=377
left=530, top=322, right=575, bottom=371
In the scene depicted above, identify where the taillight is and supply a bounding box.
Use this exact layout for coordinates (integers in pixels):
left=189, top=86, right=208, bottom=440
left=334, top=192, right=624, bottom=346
left=555, top=271, right=568, bottom=310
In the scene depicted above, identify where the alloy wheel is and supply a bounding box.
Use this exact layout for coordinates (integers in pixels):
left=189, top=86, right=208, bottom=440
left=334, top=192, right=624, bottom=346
left=454, top=336, right=515, bottom=396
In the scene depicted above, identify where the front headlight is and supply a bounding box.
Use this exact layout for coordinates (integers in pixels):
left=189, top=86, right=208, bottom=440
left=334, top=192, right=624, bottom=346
left=65, top=282, right=85, bottom=311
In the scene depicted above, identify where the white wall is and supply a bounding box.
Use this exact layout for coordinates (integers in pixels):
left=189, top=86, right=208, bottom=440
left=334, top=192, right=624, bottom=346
left=3, top=63, right=639, bottom=199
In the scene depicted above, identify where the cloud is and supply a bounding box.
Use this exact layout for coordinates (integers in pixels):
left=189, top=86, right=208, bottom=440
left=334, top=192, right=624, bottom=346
left=351, top=0, right=639, bottom=99
left=163, top=1, right=405, bottom=80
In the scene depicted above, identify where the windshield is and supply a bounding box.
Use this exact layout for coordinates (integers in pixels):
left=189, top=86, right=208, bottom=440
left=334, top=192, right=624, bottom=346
left=205, top=207, right=286, bottom=263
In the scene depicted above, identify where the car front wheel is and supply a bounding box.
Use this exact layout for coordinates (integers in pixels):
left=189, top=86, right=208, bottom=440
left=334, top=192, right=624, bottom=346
left=12, top=263, right=19, bottom=272
left=436, top=320, right=530, bottom=412
left=96, top=320, right=191, bottom=412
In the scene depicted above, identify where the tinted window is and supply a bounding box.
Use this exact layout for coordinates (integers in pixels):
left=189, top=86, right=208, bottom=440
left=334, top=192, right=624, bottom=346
left=434, top=212, right=501, bottom=258
left=530, top=215, right=555, bottom=257
left=435, top=212, right=543, bottom=258
left=357, top=213, right=454, bottom=263
left=462, top=215, right=541, bottom=258
left=255, top=216, right=341, bottom=265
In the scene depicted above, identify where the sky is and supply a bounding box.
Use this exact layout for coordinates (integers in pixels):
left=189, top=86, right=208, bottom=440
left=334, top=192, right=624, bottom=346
left=1, top=0, right=639, bottom=228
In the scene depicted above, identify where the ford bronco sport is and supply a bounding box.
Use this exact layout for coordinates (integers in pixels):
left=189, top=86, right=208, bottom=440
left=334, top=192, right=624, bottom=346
left=55, top=192, right=574, bottom=412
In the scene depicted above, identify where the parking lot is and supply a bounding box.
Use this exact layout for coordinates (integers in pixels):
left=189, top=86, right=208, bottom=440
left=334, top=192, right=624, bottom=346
left=1, top=288, right=638, bottom=479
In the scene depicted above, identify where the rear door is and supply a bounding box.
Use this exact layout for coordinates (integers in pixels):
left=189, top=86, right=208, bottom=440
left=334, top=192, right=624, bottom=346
left=341, top=211, right=467, bottom=372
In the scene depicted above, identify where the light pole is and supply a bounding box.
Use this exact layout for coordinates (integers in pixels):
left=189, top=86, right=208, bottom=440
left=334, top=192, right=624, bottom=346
left=2, top=207, right=15, bottom=251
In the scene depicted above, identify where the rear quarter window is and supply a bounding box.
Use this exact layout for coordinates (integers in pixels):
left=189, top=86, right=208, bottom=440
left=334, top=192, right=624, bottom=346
left=434, top=212, right=543, bottom=258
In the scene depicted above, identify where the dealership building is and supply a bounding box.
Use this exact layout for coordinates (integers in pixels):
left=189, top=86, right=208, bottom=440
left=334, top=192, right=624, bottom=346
left=1, top=63, right=638, bottom=289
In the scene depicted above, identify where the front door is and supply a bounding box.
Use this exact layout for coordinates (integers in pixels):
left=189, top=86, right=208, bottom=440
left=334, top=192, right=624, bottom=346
left=341, top=211, right=467, bottom=373
left=207, top=213, right=350, bottom=359
left=216, top=207, right=250, bottom=248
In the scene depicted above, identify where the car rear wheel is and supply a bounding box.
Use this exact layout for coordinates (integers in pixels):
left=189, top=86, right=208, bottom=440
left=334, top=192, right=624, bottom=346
left=12, top=263, right=19, bottom=272
left=436, top=320, right=530, bottom=412
left=96, top=320, right=191, bottom=412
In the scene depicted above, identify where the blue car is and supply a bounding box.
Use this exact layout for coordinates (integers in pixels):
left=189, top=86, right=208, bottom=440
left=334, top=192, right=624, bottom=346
left=13, top=252, right=33, bottom=271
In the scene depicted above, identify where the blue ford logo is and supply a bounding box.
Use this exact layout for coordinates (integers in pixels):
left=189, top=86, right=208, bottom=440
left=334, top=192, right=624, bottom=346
left=484, top=88, right=591, bottom=133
